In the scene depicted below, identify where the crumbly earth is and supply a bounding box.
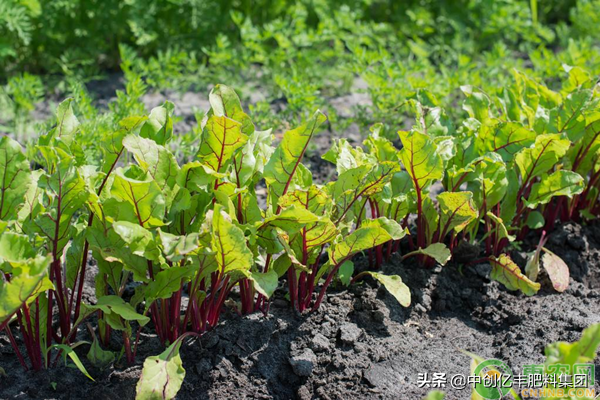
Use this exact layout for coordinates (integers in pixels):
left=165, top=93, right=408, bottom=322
left=1, top=220, right=599, bottom=400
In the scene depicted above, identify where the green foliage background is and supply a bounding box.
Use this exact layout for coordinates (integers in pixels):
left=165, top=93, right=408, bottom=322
left=2, top=0, right=600, bottom=146
left=1, top=0, right=596, bottom=74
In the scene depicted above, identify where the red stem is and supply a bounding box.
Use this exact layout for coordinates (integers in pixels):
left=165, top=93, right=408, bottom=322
left=311, top=257, right=350, bottom=312
left=5, top=326, right=28, bottom=371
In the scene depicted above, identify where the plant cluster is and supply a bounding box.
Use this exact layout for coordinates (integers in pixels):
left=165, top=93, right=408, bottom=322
left=0, top=84, right=409, bottom=382
left=391, top=67, right=600, bottom=294
left=1, top=66, right=599, bottom=397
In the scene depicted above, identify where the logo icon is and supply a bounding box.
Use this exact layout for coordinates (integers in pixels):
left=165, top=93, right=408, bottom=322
left=473, top=359, right=513, bottom=399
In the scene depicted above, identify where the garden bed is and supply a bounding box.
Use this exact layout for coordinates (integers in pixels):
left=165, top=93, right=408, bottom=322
left=2, top=69, right=600, bottom=400
left=3, top=2, right=600, bottom=399
left=1, top=219, right=599, bottom=399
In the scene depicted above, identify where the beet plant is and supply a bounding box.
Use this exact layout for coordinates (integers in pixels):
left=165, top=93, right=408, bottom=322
left=311, top=68, right=598, bottom=300
left=260, top=119, right=410, bottom=313
left=0, top=84, right=411, bottom=382
left=400, top=69, right=599, bottom=296
left=0, top=100, right=151, bottom=372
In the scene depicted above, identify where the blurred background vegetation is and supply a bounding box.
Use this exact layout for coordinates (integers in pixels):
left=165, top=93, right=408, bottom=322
left=1, top=0, right=599, bottom=149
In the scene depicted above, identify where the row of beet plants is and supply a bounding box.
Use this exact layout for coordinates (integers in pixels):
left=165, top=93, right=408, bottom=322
left=0, top=66, right=598, bottom=398
left=0, top=84, right=409, bottom=395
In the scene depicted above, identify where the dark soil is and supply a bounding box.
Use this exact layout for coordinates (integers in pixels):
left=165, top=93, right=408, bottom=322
left=1, top=219, right=599, bottom=400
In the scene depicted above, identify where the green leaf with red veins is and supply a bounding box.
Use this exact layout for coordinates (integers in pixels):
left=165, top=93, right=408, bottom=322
left=122, top=135, right=180, bottom=203
left=136, top=339, right=185, bottom=400
left=158, top=230, right=200, bottom=262
left=328, top=217, right=405, bottom=265
left=476, top=122, right=535, bottom=162
left=87, top=216, right=149, bottom=283
left=465, top=153, right=508, bottom=211
left=0, top=254, right=53, bottom=324
left=547, top=89, right=593, bottom=142
left=514, top=134, right=570, bottom=182
left=568, top=119, right=600, bottom=175
left=512, top=70, right=561, bottom=123
left=99, top=127, right=132, bottom=176
left=291, top=216, right=338, bottom=265
left=17, top=169, right=44, bottom=225
left=208, top=84, right=255, bottom=136
left=140, top=101, right=174, bottom=145
left=278, top=186, right=338, bottom=263
left=264, top=111, right=326, bottom=206
left=274, top=232, right=308, bottom=272
left=437, top=192, right=478, bottom=235
left=279, top=185, right=332, bottom=215
left=398, top=130, right=444, bottom=191
left=411, top=96, right=453, bottom=138
left=144, top=267, right=194, bottom=306
left=383, top=171, right=413, bottom=218
left=561, top=66, right=593, bottom=94
left=177, top=161, right=221, bottom=192
left=0, top=136, right=32, bottom=221
left=110, top=169, right=166, bottom=228
left=196, top=115, right=246, bottom=177
left=119, top=115, right=149, bottom=131
left=541, top=249, right=569, bottom=292
left=233, top=188, right=262, bottom=225
left=255, top=206, right=323, bottom=255
left=330, top=164, right=370, bottom=210
left=331, top=162, right=399, bottom=223
left=261, top=206, right=320, bottom=234
left=490, top=254, right=540, bottom=296
left=34, top=153, right=91, bottom=254
left=525, top=170, right=584, bottom=209
left=212, top=204, right=253, bottom=276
